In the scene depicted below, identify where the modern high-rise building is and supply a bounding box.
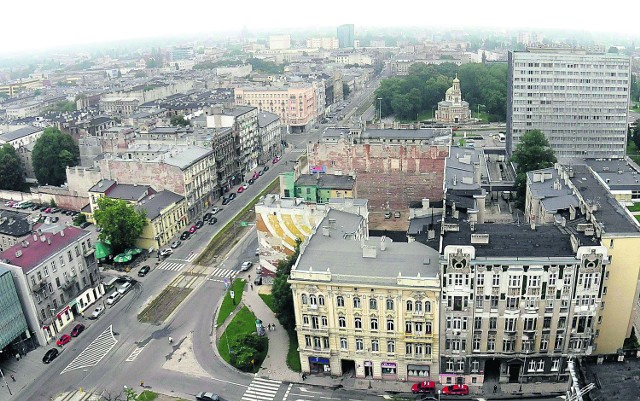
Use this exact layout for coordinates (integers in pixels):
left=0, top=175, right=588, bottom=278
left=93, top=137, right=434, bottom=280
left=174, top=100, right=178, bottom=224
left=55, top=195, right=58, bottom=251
left=507, top=47, right=631, bottom=160
left=337, top=24, right=355, bottom=49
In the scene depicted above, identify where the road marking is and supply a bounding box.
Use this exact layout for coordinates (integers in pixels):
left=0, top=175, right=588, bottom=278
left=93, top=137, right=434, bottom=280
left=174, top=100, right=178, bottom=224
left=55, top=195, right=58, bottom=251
left=61, top=325, right=117, bottom=374
left=209, top=267, right=236, bottom=279
left=186, top=252, right=197, bottom=262
left=157, top=262, right=185, bottom=272
left=125, top=345, right=145, bottom=362
left=241, top=377, right=282, bottom=401
left=283, top=383, right=293, bottom=400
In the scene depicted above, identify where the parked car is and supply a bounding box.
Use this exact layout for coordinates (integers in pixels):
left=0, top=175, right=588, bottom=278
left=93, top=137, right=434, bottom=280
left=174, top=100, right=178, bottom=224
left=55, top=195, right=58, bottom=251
left=180, top=231, right=190, bottom=240
left=195, top=220, right=204, bottom=229
left=211, top=207, right=221, bottom=215
left=240, top=261, right=253, bottom=271
left=138, top=265, right=151, bottom=277
left=237, top=186, right=245, bottom=193
left=203, top=213, right=213, bottom=222
left=256, top=266, right=262, bottom=275
left=195, top=392, right=219, bottom=401
left=241, top=183, right=249, bottom=190
left=258, top=170, right=264, bottom=176
left=394, top=211, right=401, bottom=218
left=442, top=384, right=469, bottom=396
left=254, top=275, right=263, bottom=286
left=44, top=207, right=52, bottom=213
left=209, top=217, right=218, bottom=225
left=89, top=305, right=105, bottom=319
left=70, top=323, right=85, bottom=337
left=56, top=334, right=72, bottom=346
left=160, top=248, right=173, bottom=257
left=50, top=216, right=59, bottom=223
left=255, top=247, right=260, bottom=256
left=222, top=197, right=231, bottom=205
left=411, top=381, right=437, bottom=394
left=51, top=208, right=60, bottom=213
left=262, top=165, right=270, bottom=172
left=384, top=211, right=392, bottom=219
left=252, top=172, right=260, bottom=180
left=248, top=178, right=255, bottom=185
left=42, top=348, right=59, bottom=364
left=106, top=292, right=121, bottom=305
left=118, top=282, right=132, bottom=294
left=171, top=240, right=182, bottom=249
left=272, top=156, right=280, bottom=164
left=189, top=226, right=197, bottom=234
left=228, top=193, right=236, bottom=201
left=80, top=222, right=91, bottom=229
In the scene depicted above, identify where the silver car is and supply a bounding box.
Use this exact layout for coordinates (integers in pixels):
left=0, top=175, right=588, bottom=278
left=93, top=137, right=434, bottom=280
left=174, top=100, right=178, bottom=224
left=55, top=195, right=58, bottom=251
left=195, top=392, right=219, bottom=401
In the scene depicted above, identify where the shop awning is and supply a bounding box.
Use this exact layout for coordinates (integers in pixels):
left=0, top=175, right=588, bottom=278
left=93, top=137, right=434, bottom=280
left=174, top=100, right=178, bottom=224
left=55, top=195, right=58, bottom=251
left=94, top=241, right=113, bottom=260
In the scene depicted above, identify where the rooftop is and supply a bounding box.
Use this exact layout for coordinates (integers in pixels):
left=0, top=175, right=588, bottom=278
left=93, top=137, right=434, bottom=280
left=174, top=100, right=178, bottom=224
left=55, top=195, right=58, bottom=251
left=322, top=127, right=451, bottom=142
left=88, top=179, right=117, bottom=193
left=445, top=147, right=485, bottom=190
left=258, top=111, right=280, bottom=127
left=106, top=183, right=154, bottom=202
left=295, top=174, right=355, bottom=190
left=0, top=210, right=32, bottom=238
left=160, top=145, right=214, bottom=169
left=569, top=164, right=639, bottom=234
left=585, top=158, right=640, bottom=191
left=136, top=190, right=184, bottom=220
left=0, top=226, right=89, bottom=274
left=296, top=210, right=440, bottom=281
left=0, top=126, right=42, bottom=143
left=441, top=221, right=576, bottom=258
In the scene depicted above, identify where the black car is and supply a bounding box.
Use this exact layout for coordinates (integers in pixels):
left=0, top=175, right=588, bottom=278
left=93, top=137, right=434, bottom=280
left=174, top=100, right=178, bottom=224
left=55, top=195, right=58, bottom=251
left=51, top=208, right=61, bottom=213
left=258, top=170, right=264, bottom=176
left=263, top=165, right=270, bottom=172
left=79, top=222, right=91, bottom=229
left=50, top=216, right=59, bottom=223
left=228, top=193, right=236, bottom=201
left=209, top=217, right=218, bottom=225
left=180, top=231, right=190, bottom=240
left=42, top=348, right=59, bottom=364
left=138, top=265, right=151, bottom=277
left=222, top=197, right=231, bottom=205
left=203, top=213, right=213, bottom=222
left=195, top=220, right=204, bottom=229
left=254, top=275, right=263, bottom=286
left=248, top=178, right=255, bottom=185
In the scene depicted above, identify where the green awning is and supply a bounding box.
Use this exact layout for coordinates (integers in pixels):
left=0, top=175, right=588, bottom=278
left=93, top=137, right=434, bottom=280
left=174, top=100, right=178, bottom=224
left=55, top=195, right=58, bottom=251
left=94, top=242, right=113, bottom=260
left=124, top=247, right=143, bottom=256
left=113, top=253, right=132, bottom=263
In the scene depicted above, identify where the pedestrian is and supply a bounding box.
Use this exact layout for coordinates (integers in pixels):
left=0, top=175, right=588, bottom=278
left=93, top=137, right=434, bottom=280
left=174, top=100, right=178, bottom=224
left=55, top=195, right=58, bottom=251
left=168, top=336, right=173, bottom=344
left=15, top=353, right=20, bottom=361
left=272, top=323, right=276, bottom=331
left=140, top=381, right=144, bottom=387
left=250, top=284, right=254, bottom=291
left=248, top=274, right=251, bottom=281
left=10, top=375, right=15, bottom=382
left=493, top=384, right=497, bottom=393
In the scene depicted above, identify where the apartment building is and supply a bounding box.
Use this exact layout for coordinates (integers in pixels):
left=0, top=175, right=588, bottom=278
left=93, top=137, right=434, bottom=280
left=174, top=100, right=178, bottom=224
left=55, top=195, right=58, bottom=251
left=306, top=37, right=339, bottom=50
left=0, top=226, right=102, bottom=346
left=0, top=126, right=44, bottom=149
left=0, top=210, right=32, bottom=252
left=234, top=84, right=324, bottom=133
left=507, top=47, right=631, bottom=159
left=290, top=210, right=441, bottom=381
left=0, top=265, right=30, bottom=352
left=207, top=106, right=260, bottom=175
left=257, top=111, right=283, bottom=165
left=337, top=24, right=355, bottom=48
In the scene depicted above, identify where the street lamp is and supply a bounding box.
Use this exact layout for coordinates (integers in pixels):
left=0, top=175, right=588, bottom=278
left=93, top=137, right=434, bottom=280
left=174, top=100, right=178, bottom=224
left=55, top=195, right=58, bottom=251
left=377, top=97, right=383, bottom=122
left=477, top=104, right=485, bottom=120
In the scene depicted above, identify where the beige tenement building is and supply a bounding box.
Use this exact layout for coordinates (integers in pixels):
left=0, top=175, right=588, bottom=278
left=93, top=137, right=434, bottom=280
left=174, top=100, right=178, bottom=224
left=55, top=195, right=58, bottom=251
left=290, top=210, right=441, bottom=381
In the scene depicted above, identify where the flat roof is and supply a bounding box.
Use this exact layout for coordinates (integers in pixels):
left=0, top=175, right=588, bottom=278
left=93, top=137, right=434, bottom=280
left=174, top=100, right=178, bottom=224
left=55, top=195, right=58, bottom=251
left=585, top=159, right=640, bottom=191
left=89, top=179, right=117, bottom=193
left=136, top=190, right=184, bottom=220
left=0, top=126, right=42, bottom=142
left=106, top=183, right=153, bottom=202
left=258, top=112, right=279, bottom=127
left=295, top=174, right=355, bottom=190
left=296, top=210, right=440, bottom=281
left=570, top=164, right=640, bottom=234
left=322, top=127, right=450, bottom=142
left=446, top=147, right=485, bottom=190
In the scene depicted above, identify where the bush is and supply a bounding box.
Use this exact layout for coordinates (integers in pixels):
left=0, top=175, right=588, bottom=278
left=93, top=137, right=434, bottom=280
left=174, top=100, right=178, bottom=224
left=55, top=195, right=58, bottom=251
left=73, top=213, right=87, bottom=226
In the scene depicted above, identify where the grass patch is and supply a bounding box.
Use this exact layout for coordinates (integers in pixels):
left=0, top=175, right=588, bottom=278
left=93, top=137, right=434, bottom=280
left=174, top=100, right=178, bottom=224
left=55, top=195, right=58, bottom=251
left=259, top=293, right=276, bottom=313
left=628, top=203, right=640, bottom=212
left=218, top=306, right=268, bottom=372
left=137, top=391, right=157, bottom=401
left=137, top=286, right=193, bottom=324
left=635, top=215, right=640, bottom=222
left=286, top=328, right=301, bottom=372
left=216, top=279, right=246, bottom=326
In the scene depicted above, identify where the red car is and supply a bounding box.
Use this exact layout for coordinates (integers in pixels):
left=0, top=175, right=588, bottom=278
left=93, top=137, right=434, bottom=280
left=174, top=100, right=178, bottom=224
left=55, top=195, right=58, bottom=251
left=56, top=334, right=71, bottom=346
left=237, top=186, right=245, bottom=193
left=70, top=323, right=85, bottom=337
left=189, top=226, right=197, bottom=233
left=252, top=172, right=260, bottom=180
left=442, top=384, right=469, bottom=395
left=272, top=156, right=280, bottom=164
left=44, top=207, right=52, bottom=213
left=411, top=381, right=436, bottom=394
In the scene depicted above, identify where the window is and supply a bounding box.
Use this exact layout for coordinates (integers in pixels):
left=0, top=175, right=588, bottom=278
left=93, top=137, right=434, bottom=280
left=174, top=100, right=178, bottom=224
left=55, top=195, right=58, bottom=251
left=370, top=339, right=378, bottom=352
left=309, top=295, right=317, bottom=305
left=51, top=260, right=57, bottom=273
left=548, top=273, right=557, bottom=286
left=301, top=294, right=308, bottom=304
left=425, top=301, right=431, bottom=312
left=543, top=317, right=552, bottom=329
left=314, top=337, right=321, bottom=349
left=474, top=317, right=482, bottom=330
left=457, top=360, right=465, bottom=371
left=59, top=256, right=64, bottom=267
left=405, top=321, right=412, bottom=333
left=387, top=340, right=395, bottom=353
left=473, top=337, right=481, bottom=351
left=321, top=316, right=328, bottom=326
left=356, top=338, right=364, bottom=351
left=524, top=317, right=537, bottom=331
left=446, top=360, right=454, bottom=372
left=425, top=343, right=432, bottom=355
left=528, top=360, right=536, bottom=372
left=489, top=317, right=497, bottom=330
left=529, top=276, right=541, bottom=287
left=371, top=318, right=378, bottom=330
left=406, top=343, right=413, bottom=355
left=305, top=335, right=312, bottom=347
left=337, top=296, right=344, bottom=307
left=340, top=338, right=348, bottom=349
left=508, top=275, right=521, bottom=287
left=406, top=301, right=413, bottom=311
left=476, top=274, right=485, bottom=286
left=505, top=318, right=517, bottom=331
left=507, top=297, right=519, bottom=309
left=387, top=319, right=395, bottom=331
left=492, top=274, right=500, bottom=286
left=303, top=315, right=309, bottom=325
left=354, top=317, right=362, bottom=329
left=490, top=296, right=499, bottom=309
left=475, top=297, right=483, bottom=309
left=43, top=266, right=49, bottom=277
left=311, top=316, right=319, bottom=329
left=353, top=297, right=361, bottom=308
left=75, top=246, right=80, bottom=257
left=369, top=298, right=377, bottom=309
left=540, top=335, right=549, bottom=351
left=551, top=359, right=560, bottom=371
left=488, top=337, right=496, bottom=352
left=338, top=317, right=346, bottom=328
left=414, top=343, right=423, bottom=355
left=67, top=250, right=73, bottom=263
left=318, top=295, right=325, bottom=305
left=323, top=337, right=329, bottom=348
left=386, top=299, right=394, bottom=310
left=472, top=360, right=480, bottom=372
left=537, top=359, right=544, bottom=371
left=555, top=334, right=564, bottom=350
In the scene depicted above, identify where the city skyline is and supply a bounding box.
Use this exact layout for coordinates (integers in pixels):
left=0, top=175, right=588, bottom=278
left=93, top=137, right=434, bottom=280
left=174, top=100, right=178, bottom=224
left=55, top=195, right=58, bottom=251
left=3, top=0, right=640, bottom=56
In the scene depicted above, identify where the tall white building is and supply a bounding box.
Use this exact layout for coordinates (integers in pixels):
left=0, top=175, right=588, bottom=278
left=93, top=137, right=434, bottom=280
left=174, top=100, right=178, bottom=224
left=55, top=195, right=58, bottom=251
left=507, top=47, right=630, bottom=160
left=269, top=35, right=291, bottom=50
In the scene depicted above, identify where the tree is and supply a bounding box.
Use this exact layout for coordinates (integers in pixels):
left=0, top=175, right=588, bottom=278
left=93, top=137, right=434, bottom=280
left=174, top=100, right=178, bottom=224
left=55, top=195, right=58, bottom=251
left=230, top=333, right=267, bottom=372
left=93, top=198, right=147, bottom=255
left=73, top=213, right=87, bottom=226
left=31, top=127, right=79, bottom=186
left=342, top=83, right=351, bottom=99
left=510, top=129, right=557, bottom=208
left=272, top=241, right=301, bottom=332
left=170, top=115, right=190, bottom=127
left=0, top=144, right=25, bottom=190
left=631, top=120, right=640, bottom=151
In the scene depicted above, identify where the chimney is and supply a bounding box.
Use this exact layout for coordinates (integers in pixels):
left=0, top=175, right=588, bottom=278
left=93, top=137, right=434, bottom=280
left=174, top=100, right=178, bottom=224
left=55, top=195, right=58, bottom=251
left=473, top=163, right=481, bottom=184
left=40, top=235, right=46, bottom=242
left=328, top=219, right=336, bottom=229
left=422, top=198, right=430, bottom=209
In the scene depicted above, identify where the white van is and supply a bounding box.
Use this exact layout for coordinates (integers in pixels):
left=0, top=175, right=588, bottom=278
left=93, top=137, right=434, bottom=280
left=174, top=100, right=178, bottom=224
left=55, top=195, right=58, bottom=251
left=106, top=292, right=121, bottom=305
left=117, top=282, right=132, bottom=295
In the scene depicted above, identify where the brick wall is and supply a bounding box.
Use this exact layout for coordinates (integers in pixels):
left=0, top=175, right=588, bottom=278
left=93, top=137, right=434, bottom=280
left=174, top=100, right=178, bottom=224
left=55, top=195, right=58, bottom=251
left=97, top=159, right=186, bottom=195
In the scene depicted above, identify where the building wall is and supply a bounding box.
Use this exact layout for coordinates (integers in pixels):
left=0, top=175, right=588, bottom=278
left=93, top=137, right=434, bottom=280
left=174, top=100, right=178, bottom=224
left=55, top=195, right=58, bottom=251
left=0, top=269, right=29, bottom=350
left=595, top=235, right=640, bottom=354
left=136, top=198, right=189, bottom=249
left=310, top=139, right=448, bottom=218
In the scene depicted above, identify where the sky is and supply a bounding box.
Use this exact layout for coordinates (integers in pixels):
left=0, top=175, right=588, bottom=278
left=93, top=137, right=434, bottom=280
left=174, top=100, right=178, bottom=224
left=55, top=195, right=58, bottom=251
left=2, top=0, right=639, bottom=55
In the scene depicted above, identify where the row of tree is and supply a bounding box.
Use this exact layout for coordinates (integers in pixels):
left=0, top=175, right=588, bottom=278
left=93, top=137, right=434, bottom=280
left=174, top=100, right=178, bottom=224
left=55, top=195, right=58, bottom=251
left=374, top=62, right=508, bottom=122
left=0, top=127, right=79, bottom=191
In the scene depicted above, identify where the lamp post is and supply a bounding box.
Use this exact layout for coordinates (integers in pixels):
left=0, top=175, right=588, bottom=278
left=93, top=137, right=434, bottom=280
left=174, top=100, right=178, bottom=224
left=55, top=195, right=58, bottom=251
left=477, top=104, right=485, bottom=120
left=377, top=97, right=383, bottom=122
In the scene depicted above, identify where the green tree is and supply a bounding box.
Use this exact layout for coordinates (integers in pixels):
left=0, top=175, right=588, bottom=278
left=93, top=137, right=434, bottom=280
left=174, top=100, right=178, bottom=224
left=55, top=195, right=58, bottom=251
left=631, top=119, right=640, bottom=150
left=0, top=144, right=25, bottom=191
left=231, top=333, right=267, bottom=371
left=73, top=213, right=87, bottom=226
left=170, top=115, right=190, bottom=127
left=93, top=198, right=147, bottom=255
left=31, top=127, right=79, bottom=186
left=342, top=83, right=351, bottom=99
left=272, top=241, right=301, bottom=332
left=510, top=129, right=557, bottom=208
left=247, top=58, right=283, bottom=74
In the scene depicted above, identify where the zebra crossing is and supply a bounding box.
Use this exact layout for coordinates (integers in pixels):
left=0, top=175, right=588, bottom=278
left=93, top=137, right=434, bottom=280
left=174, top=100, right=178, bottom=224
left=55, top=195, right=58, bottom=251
left=125, top=345, right=145, bottom=362
left=241, top=377, right=282, bottom=401
left=61, top=325, right=117, bottom=374
left=157, top=261, right=185, bottom=272
left=290, top=149, right=306, bottom=153
left=209, top=267, right=236, bottom=280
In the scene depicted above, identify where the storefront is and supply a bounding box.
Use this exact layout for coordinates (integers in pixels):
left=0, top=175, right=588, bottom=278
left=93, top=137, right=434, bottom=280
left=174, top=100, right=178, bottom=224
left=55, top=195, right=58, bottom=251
left=308, top=357, right=330, bottom=374
left=408, top=364, right=431, bottom=379
left=381, top=362, right=398, bottom=380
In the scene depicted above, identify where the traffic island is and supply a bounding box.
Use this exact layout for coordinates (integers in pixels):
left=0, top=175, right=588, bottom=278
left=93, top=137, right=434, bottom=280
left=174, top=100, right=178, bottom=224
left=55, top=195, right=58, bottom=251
left=217, top=306, right=269, bottom=373
left=138, top=286, right=192, bottom=324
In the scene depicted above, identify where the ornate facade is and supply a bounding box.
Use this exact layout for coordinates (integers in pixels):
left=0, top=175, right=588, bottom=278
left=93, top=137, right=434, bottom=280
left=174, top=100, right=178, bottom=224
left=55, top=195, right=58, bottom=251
left=436, top=75, right=471, bottom=124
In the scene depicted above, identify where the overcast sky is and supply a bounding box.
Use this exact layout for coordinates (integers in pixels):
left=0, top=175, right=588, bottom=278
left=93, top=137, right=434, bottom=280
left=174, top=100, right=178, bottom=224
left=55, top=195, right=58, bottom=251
left=2, top=0, right=638, bottom=55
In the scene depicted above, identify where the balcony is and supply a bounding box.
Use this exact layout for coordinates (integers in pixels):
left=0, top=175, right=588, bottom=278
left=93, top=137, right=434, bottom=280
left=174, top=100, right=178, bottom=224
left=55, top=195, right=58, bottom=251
left=61, top=278, right=77, bottom=292
left=31, top=279, right=48, bottom=293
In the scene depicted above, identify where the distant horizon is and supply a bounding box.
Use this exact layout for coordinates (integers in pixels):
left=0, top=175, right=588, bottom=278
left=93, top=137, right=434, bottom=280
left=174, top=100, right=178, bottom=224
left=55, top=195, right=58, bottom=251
left=2, top=0, right=639, bottom=58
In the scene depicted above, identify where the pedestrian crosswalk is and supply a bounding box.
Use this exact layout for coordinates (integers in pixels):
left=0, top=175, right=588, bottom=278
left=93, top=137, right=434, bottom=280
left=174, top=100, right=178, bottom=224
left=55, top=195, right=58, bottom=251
left=290, top=149, right=306, bottom=153
left=241, top=377, right=282, bottom=401
left=157, top=261, right=185, bottom=272
left=61, top=325, right=117, bottom=374
left=185, top=252, right=197, bottom=262
left=209, top=267, right=236, bottom=279
left=125, top=345, right=145, bottom=362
